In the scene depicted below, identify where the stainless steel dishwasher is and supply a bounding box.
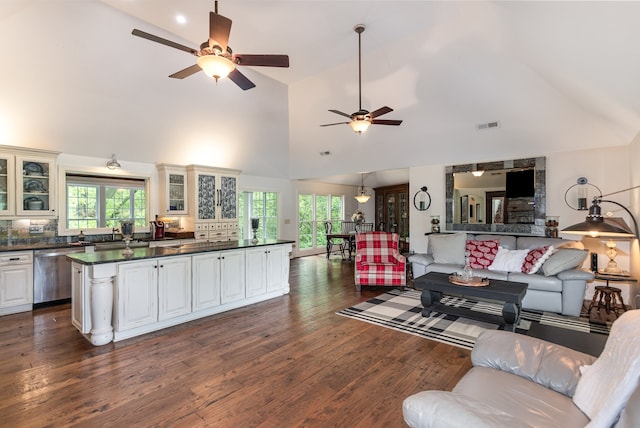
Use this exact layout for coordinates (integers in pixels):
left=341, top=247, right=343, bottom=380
left=33, top=247, right=86, bottom=305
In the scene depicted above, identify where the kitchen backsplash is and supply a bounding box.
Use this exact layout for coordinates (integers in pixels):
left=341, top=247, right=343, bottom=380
left=0, top=219, right=150, bottom=246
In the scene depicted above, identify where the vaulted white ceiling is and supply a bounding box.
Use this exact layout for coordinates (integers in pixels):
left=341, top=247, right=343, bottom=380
left=1, top=1, right=638, bottom=186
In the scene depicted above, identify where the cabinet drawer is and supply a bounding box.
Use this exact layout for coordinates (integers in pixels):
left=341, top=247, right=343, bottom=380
left=0, top=251, right=32, bottom=264
left=209, top=230, right=227, bottom=239
left=195, top=223, right=210, bottom=231
left=227, top=230, right=239, bottom=239
left=195, top=231, right=209, bottom=240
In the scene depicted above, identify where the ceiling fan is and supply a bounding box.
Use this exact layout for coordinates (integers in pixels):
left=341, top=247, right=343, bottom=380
left=321, top=25, right=403, bottom=133
left=131, top=1, right=289, bottom=90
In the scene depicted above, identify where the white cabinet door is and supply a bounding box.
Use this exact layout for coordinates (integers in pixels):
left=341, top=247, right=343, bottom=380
left=158, top=256, right=191, bottom=321
left=0, top=262, right=33, bottom=309
left=15, top=154, right=57, bottom=217
left=192, top=253, right=221, bottom=311
left=219, top=175, right=237, bottom=221
left=266, top=245, right=287, bottom=292
left=117, top=260, right=158, bottom=331
left=187, top=166, right=240, bottom=233
left=220, top=250, right=245, bottom=304
left=71, top=263, right=91, bottom=334
left=157, top=164, right=188, bottom=215
left=245, top=248, right=267, bottom=297
left=0, top=155, right=15, bottom=215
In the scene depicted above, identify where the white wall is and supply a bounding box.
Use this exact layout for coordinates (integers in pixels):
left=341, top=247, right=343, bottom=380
left=0, top=2, right=290, bottom=178
left=408, top=146, right=640, bottom=303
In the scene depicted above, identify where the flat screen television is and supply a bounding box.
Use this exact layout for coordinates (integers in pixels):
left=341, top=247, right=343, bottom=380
left=505, top=169, right=535, bottom=198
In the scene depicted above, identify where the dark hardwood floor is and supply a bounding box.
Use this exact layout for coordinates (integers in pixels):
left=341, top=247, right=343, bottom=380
left=0, top=255, right=471, bottom=427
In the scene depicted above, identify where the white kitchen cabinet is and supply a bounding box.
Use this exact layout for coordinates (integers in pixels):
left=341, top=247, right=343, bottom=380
left=157, top=164, right=188, bottom=215
left=0, top=146, right=58, bottom=218
left=71, top=262, right=90, bottom=333
left=220, top=250, right=246, bottom=304
left=245, top=247, right=267, bottom=297
left=0, top=251, right=33, bottom=316
left=157, top=256, right=191, bottom=321
left=16, top=154, right=57, bottom=216
left=186, top=165, right=240, bottom=241
left=192, top=253, right=221, bottom=311
left=193, top=249, right=245, bottom=308
left=116, top=260, right=158, bottom=331
left=245, top=245, right=289, bottom=297
left=266, top=245, right=288, bottom=292
left=116, top=256, right=192, bottom=329
left=0, top=155, right=15, bottom=215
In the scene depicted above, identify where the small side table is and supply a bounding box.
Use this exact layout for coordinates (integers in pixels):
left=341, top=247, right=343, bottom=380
left=587, top=273, right=636, bottom=318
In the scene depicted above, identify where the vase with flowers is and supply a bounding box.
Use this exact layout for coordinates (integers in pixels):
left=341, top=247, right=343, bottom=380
left=351, top=210, right=365, bottom=226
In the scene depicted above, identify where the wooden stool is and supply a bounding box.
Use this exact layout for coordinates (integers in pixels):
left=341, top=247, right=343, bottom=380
left=588, top=285, right=627, bottom=316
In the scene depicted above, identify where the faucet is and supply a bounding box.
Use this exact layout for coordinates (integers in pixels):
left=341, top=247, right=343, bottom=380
left=112, top=228, right=120, bottom=241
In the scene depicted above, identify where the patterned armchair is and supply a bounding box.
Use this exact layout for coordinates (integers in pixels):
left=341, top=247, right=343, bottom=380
left=354, top=232, right=406, bottom=291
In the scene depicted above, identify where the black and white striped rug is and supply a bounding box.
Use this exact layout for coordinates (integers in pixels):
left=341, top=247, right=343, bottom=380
left=337, top=288, right=610, bottom=350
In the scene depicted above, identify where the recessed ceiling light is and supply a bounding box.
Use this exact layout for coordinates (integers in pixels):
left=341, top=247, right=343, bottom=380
left=176, top=14, right=187, bottom=25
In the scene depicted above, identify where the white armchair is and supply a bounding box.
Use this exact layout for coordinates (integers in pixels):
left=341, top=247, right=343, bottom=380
left=403, top=309, right=640, bottom=428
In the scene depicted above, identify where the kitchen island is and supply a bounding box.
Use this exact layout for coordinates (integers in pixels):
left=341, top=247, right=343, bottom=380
left=67, top=239, right=293, bottom=346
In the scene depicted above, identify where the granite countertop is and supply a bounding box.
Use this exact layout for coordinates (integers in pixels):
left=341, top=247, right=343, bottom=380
left=0, top=238, right=183, bottom=253
left=67, top=239, right=295, bottom=265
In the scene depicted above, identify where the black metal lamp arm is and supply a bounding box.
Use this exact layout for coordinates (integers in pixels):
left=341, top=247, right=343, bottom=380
left=595, top=197, right=640, bottom=239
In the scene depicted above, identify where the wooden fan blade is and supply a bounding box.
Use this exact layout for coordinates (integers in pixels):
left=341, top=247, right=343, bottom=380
left=169, top=64, right=202, bottom=79
left=228, top=68, right=256, bottom=90
left=328, top=109, right=352, bottom=118
left=370, top=106, right=393, bottom=118
left=209, top=12, right=232, bottom=50
left=132, top=29, right=198, bottom=55
left=233, top=54, right=289, bottom=67
left=320, top=122, right=350, bottom=127
left=371, top=119, right=403, bottom=126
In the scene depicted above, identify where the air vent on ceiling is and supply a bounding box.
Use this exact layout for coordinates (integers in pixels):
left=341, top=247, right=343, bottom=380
left=476, top=121, right=501, bottom=131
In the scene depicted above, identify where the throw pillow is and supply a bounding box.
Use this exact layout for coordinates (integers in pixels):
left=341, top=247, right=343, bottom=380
left=466, top=240, right=499, bottom=269
left=429, top=233, right=466, bottom=265
left=488, top=247, right=529, bottom=272
left=521, top=246, right=554, bottom=274
left=557, top=240, right=585, bottom=250
left=541, top=249, right=588, bottom=276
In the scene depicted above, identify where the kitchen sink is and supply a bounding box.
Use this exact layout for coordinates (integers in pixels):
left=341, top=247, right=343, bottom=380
left=90, top=240, right=149, bottom=251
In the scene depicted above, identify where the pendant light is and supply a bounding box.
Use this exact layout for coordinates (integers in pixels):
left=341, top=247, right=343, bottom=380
left=354, top=173, right=371, bottom=203
left=106, top=154, right=121, bottom=170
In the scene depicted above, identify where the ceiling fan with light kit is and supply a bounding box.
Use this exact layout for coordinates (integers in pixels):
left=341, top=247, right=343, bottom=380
left=131, top=1, right=289, bottom=90
left=321, top=25, right=403, bottom=134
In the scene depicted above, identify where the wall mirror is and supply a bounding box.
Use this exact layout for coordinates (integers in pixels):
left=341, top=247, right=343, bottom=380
left=445, top=157, right=546, bottom=235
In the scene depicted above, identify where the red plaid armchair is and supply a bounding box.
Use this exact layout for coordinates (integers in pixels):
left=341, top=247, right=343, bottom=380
left=354, top=232, right=406, bottom=291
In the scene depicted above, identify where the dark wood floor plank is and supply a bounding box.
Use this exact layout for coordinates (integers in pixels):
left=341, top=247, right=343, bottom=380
left=0, top=255, right=470, bottom=426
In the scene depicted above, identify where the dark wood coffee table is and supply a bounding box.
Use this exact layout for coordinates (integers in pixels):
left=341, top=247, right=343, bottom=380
left=414, top=272, right=528, bottom=331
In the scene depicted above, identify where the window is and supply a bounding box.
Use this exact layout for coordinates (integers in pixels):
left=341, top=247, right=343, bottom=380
left=238, top=191, right=278, bottom=239
left=298, top=193, right=344, bottom=250
left=66, top=174, right=147, bottom=230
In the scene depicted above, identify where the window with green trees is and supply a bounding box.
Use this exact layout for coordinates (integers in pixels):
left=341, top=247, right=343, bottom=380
left=66, top=174, right=146, bottom=230
left=238, top=191, right=278, bottom=239
left=298, top=193, right=344, bottom=250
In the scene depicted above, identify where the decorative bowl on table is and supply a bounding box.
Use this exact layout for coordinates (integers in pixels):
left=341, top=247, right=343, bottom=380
left=448, top=275, right=490, bottom=287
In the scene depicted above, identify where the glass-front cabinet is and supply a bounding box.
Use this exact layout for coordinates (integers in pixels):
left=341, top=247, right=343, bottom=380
left=0, top=155, right=15, bottom=215
left=374, top=183, right=409, bottom=248
left=157, top=164, right=188, bottom=215
left=16, top=155, right=56, bottom=216
left=186, top=165, right=240, bottom=242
